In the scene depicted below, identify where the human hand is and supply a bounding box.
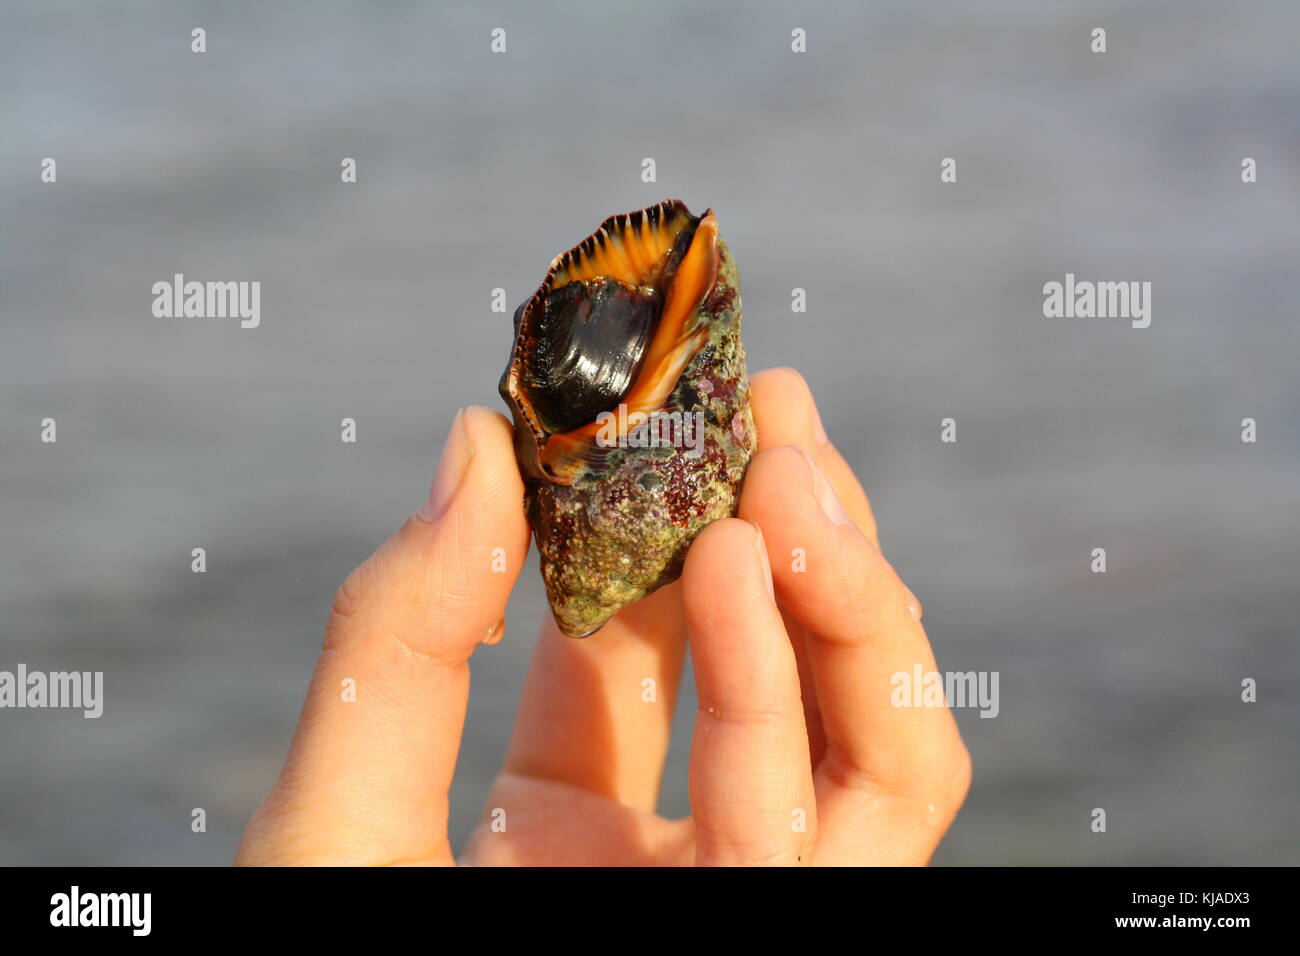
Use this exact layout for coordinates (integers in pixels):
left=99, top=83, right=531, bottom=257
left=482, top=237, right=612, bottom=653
left=236, top=369, right=970, bottom=866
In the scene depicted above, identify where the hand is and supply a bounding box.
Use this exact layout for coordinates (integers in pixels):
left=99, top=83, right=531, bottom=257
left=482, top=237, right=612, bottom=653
left=236, top=369, right=970, bottom=866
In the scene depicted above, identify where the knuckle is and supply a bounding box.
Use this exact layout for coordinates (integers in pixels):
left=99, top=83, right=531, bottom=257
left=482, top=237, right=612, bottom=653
left=696, top=701, right=795, bottom=730
left=913, top=737, right=973, bottom=819
left=820, top=744, right=879, bottom=793
left=330, top=563, right=377, bottom=624
left=946, top=738, right=974, bottom=809
left=822, top=733, right=971, bottom=822
left=807, top=554, right=912, bottom=648
left=694, top=824, right=804, bottom=867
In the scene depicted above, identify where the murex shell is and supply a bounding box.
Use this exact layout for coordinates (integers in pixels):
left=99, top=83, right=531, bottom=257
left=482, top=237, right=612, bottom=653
left=499, top=198, right=757, bottom=637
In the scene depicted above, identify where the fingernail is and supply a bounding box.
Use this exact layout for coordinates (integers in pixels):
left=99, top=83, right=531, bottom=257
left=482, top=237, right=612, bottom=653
left=904, top=587, right=924, bottom=622
left=810, top=403, right=830, bottom=448
left=749, top=521, right=776, bottom=603
left=792, top=446, right=851, bottom=526
left=481, top=617, right=506, bottom=645
left=418, top=408, right=474, bottom=522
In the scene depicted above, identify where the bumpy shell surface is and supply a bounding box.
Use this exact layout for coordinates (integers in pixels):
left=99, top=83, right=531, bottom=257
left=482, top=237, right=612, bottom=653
left=500, top=199, right=756, bottom=637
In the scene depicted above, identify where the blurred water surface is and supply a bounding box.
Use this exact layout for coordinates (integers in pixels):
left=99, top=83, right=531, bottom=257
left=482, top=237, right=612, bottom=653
left=1, top=1, right=1297, bottom=864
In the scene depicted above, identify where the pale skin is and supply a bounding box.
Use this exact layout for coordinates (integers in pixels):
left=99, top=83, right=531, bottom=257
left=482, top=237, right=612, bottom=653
left=236, top=368, right=971, bottom=866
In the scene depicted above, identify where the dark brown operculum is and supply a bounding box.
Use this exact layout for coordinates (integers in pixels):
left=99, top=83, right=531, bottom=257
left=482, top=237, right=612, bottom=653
left=519, top=278, right=660, bottom=436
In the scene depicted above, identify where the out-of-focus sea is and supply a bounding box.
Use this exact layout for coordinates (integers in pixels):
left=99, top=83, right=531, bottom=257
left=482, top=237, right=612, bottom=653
left=2, top=1, right=1297, bottom=864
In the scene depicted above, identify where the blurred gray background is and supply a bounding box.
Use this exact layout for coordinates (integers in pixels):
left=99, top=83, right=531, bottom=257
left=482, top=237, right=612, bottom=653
left=2, top=0, right=1297, bottom=865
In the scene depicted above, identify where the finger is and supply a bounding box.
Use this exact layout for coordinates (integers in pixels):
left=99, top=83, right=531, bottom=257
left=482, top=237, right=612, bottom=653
left=739, top=446, right=970, bottom=847
left=777, top=601, right=827, bottom=767
left=749, top=367, right=878, bottom=546
left=683, top=518, right=816, bottom=866
left=750, top=366, right=857, bottom=763
left=501, top=581, right=688, bottom=811
left=236, top=406, right=530, bottom=866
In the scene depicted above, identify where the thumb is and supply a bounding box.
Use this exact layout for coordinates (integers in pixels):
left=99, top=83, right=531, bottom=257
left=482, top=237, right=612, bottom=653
left=237, top=405, right=530, bottom=866
left=327, top=404, right=529, bottom=660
